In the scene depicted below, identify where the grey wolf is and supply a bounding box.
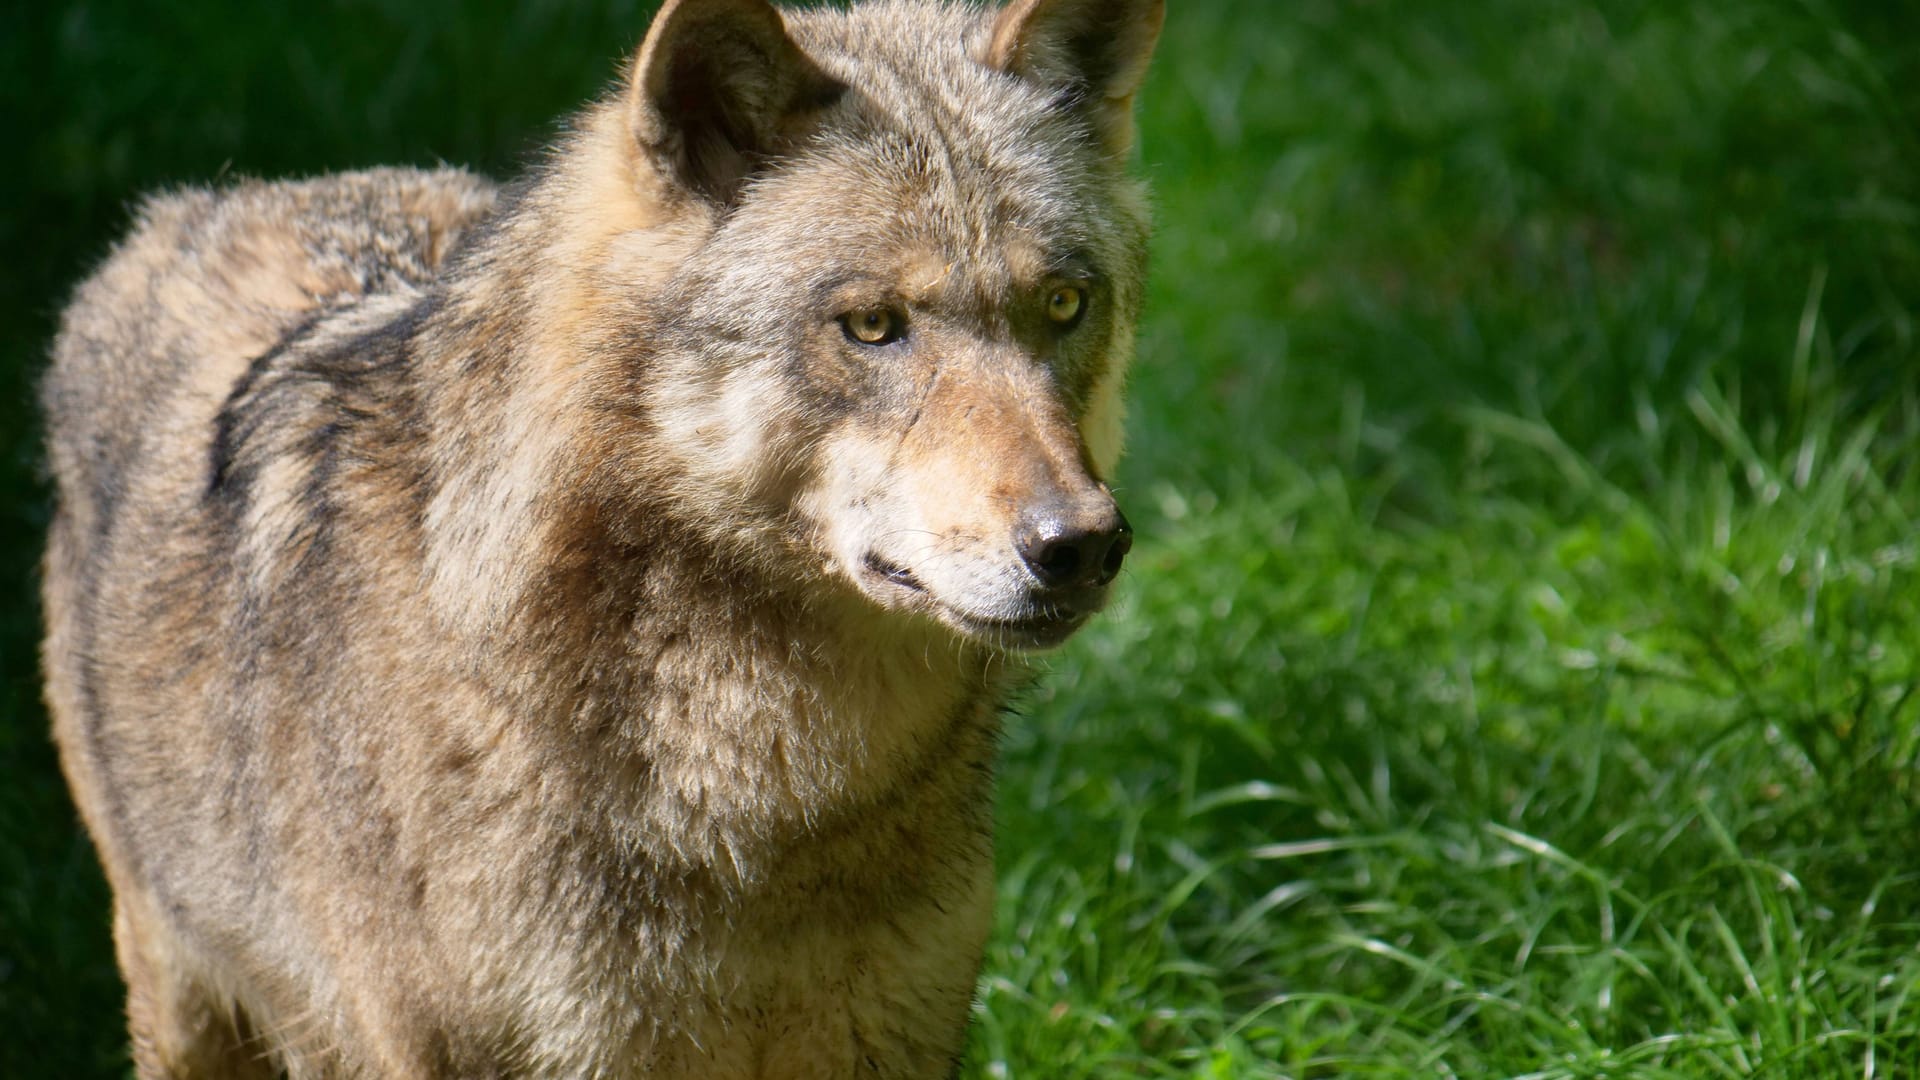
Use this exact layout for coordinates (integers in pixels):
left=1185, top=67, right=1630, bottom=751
left=40, top=0, right=1162, bottom=1074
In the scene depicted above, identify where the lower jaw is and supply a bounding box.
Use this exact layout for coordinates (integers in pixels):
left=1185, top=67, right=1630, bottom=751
left=940, top=609, right=1088, bottom=652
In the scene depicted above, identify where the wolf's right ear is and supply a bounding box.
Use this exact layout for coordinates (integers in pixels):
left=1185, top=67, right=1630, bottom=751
left=628, top=0, right=843, bottom=208
left=986, top=0, right=1165, bottom=159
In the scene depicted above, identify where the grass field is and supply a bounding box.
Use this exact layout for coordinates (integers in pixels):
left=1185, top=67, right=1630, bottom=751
left=5, top=0, right=1920, bottom=1075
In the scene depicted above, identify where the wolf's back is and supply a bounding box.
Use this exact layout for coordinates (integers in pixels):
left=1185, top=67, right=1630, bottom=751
left=43, top=167, right=496, bottom=528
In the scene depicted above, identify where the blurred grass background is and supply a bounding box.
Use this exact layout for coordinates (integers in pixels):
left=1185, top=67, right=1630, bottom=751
left=5, top=0, right=1920, bottom=1075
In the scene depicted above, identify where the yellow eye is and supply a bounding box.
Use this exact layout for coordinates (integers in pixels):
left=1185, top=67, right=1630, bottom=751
left=1047, top=285, right=1086, bottom=327
left=844, top=307, right=899, bottom=345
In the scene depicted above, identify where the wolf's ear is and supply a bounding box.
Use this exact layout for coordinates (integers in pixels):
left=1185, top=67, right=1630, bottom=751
left=628, top=0, right=843, bottom=207
left=986, top=0, right=1165, bottom=158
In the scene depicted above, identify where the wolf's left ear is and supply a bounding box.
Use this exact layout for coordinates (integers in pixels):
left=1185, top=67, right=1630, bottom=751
left=986, top=0, right=1166, bottom=158
left=628, top=0, right=843, bottom=207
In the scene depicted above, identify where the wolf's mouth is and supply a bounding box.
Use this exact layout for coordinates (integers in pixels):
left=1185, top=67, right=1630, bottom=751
left=942, top=607, right=1089, bottom=650
left=861, top=552, right=1094, bottom=651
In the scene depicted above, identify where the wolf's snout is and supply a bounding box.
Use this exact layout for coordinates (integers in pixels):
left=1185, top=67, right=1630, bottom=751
left=1016, top=500, right=1133, bottom=590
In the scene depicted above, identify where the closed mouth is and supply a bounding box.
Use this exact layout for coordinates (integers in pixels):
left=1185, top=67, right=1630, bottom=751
left=861, top=551, right=1097, bottom=651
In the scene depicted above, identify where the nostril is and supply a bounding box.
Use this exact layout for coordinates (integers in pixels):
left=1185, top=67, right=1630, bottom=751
left=1035, top=539, right=1084, bottom=584
left=1018, top=508, right=1131, bottom=589
left=1098, top=523, right=1133, bottom=583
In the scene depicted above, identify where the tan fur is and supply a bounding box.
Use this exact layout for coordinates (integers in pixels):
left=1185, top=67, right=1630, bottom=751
left=41, top=1, right=1162, bottom=1076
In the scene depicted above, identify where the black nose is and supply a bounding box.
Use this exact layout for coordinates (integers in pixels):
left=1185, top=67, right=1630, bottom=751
left=1016, top=503, right=1132, bottom=589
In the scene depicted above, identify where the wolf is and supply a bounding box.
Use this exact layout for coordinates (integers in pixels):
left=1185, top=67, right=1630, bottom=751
left=40, top=0, right=1162, bottom=1074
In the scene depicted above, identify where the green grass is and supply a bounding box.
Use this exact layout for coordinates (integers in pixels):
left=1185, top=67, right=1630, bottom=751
left=7, top=0, right=1920, bottom=1076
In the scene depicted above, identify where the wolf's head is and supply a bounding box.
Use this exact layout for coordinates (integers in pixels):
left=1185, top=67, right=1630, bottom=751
left=587, top=0, right=1162, bottom=652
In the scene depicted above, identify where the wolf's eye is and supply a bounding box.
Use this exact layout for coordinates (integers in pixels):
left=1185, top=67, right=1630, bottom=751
left=1047, top=286, right=1086, bottom=328
left=843, top=308, right=902, bottom=346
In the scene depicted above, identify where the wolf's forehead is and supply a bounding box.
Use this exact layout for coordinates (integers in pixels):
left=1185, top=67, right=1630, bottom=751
left=786, top=0, right=1094, bottom=235
left=761, top=134, right=1088, bottom=307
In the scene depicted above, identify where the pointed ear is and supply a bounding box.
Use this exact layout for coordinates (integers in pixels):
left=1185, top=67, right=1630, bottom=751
left=986, top=0, right=1165, bottom=158
left=628, top=0, right=843, bottom=207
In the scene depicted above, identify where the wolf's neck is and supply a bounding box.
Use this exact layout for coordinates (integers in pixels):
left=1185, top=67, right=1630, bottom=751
left=415, top=106, right=712, bottom=640
left=496, top=535, right=1010, bottom=882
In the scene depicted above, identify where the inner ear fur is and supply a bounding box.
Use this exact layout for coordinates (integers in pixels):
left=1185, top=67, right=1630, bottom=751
left=987, top=0, right=1166, bottom=157
left=628, top=0, right=844, bottom=207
